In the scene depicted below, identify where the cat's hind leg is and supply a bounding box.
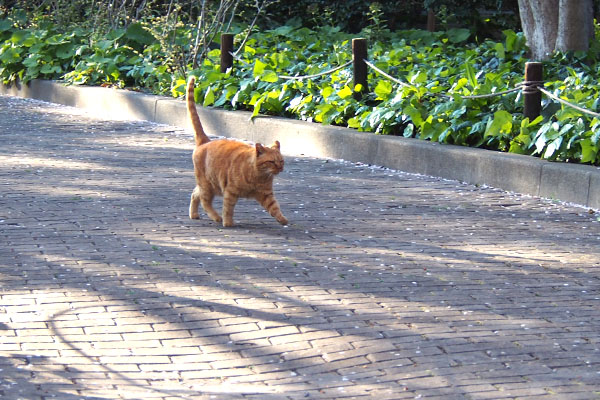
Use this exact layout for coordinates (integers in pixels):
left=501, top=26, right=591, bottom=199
left=201, top=191, right=222, bottom=224
left=191, top=186, right=222, bottom=223
left=189, top=186, right=202, bottom=219
left=222, top=191, right=239, bottom=227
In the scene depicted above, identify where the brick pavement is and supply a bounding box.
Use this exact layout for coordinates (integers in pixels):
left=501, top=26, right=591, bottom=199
left=1, top=94, right=600, bottom=399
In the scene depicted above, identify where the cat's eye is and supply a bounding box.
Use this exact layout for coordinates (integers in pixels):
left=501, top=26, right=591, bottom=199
left=265, top=160, right=283, bottom=168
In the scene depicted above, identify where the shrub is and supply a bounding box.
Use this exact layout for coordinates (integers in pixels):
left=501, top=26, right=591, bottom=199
left=1, top=8, right=600, bottom=166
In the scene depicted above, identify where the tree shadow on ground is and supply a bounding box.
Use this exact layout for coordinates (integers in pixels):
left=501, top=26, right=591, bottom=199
left=2, top=96, right=600, bottom=398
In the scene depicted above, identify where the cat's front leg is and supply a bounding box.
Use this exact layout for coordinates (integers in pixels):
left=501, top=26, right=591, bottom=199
left=274, top=212, right=288, bottom=225
left=258, top=192, right=288, bottom=225
left=222, top=191, right=239, bottom=227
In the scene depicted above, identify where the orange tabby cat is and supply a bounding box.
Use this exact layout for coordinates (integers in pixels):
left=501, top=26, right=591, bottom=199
left=187, top=77, right=288, bottom=227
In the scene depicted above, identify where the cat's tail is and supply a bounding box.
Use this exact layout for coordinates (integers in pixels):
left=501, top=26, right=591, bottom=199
left=187, top=77, right=210, bottom=146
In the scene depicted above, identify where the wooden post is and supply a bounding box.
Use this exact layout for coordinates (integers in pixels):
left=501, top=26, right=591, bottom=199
left=352, top=38, right=368, bottom=98
left=220, top=33, right=234, bottom=73
left=523, top=62, right=543, bottom=120
left=427, top=9, right=436, bottom=32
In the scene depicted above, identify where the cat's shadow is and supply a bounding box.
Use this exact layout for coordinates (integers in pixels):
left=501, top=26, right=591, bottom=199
left=208, top=219, right=314, bottom=240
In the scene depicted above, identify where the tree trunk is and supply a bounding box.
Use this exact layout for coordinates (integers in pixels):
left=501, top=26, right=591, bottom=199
left=427, top=9, right=436, bottom=32
left=555, top=0, right=594, bottom=53
left=518, top=0, right=594, bottom=60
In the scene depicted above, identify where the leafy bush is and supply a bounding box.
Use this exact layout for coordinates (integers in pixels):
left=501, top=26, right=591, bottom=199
left=1, top=12, right=600, bottom=166
left=0, top=18, right=166, bottom=90
left=183, top=25, right=600, bottom=166
left=265, top=0, right=520, bottom=34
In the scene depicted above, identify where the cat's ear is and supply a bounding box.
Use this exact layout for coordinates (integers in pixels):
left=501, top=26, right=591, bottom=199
left=272, top=140, right=280, bottom=150
left=255, top=143, right=266, bottom=155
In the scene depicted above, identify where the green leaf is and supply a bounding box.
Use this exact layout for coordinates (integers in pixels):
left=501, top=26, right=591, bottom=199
left=55, top=43, right=76, bottom=59
left=494, top=42, right=505, bottom=59
left=450, top=106, right=466, bottom=119
left=410, top=70, right=427, bottom=85
left=267, top=89, right=281, bottom=100
left=124, top=22, right=156, bottom=46
left=270, top=52, right=290, bottom=69
left=403, top=105, right=423, bottom=127
left=452, top=78, right=468, bottom=92
left=46, top=33, right=69, bottom=45
left=253, top=59, right=267, bottom=77
left=271, top=25, right=295, bottom=36
left=171, top=79, right=186, bottom=97
left=558, top=123, right=574, bottom=136
left=322, top=86, right=334, bottom=99
left=337, top=85, right=353, bottom=99
left=485, top=110, right=513, bottom=138
left=509, top=133, right=531, bottom=154
left=251, top=96, right=265, bottom=119
left=314, top=103, right=333, bottom=123
left=22, top=54, right=40, bottom=67
left=96, top=39, right=114, bottom=51
left=533, top=122, right=556, bottom=154
left=580, top=138, right=598, bottom=163
left=374, top=80, right=393, bottom=100
left=543, top=136, right=563, bottom=159
left=203, top=87, right=215, bottom=106
left=10, top=30, right=27, bottom=44
left=470, top=121, right=487, bottom=136
left=259, top=70, right=278, bottom=82
left=421, top=117, right=448, bottom=142
left=447, top=28, right=471, bottom=43
left=504, top=29, right=517, bottom=52
left=207, top=48, right=220, bottom=59
left=465, top=62, right=477, bottom=88
left=40, top=64, right=61, bottom=74
left=348, top=117, right=361, bottom=129
left=0, top=19, right=12, bottom=33
left=524, top=115, right=544, bottom=128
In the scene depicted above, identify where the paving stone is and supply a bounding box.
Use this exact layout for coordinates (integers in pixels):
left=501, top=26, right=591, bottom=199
left=1, top=94, right=600, bottom=399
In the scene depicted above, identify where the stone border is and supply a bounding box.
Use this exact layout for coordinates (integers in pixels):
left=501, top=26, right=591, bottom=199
left=2, top=79, right=599, bottom=209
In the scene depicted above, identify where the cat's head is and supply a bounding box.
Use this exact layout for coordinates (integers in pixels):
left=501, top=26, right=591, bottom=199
left=255, top=141, right=284, bottom=176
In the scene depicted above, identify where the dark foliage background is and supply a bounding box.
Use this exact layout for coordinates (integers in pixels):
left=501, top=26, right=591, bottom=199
left=255, top=0, right=521, bottom=34
left=0, top=0, right=522, bottom=34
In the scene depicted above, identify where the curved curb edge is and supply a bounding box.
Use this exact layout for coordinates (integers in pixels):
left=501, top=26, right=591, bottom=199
left=2, top=79, right=598, bottom=209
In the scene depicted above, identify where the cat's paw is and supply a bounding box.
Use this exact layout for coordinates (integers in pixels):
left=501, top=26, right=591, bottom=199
left=277, top=216, right=289, bottom=225
left=208, top=214, right=222, bottom=223
left=189, top=213, right=200, bottom=220
left=223, top=219, right=235, bottom=227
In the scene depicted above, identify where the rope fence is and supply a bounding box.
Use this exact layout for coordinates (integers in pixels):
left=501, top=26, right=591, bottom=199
left=229, top=51, right=251, bottom=66
left=362, top=59, right=415, bottom=89
left=279, top=60, right=353, bottom=81
left=218, top=34, right=599, bottom=122
left=364, top=58, right=528, bottom=100
left=537, top=86, right=600, bottom=119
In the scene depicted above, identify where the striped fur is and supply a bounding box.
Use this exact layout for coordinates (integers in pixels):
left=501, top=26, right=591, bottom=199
left=187, top=77, right=210, bottom=146
left=187, top=77, right=288, bottom=227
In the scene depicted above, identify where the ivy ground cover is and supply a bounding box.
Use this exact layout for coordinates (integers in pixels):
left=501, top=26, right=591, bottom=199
left=2, top=15, right=600, bottom=165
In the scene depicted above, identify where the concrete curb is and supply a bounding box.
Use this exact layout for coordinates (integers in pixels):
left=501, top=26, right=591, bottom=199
left=3, top=79, right=599, bottom=209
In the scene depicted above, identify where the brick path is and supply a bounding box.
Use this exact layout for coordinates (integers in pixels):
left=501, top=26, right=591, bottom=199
left=1, top=94, right=600, bottom=399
